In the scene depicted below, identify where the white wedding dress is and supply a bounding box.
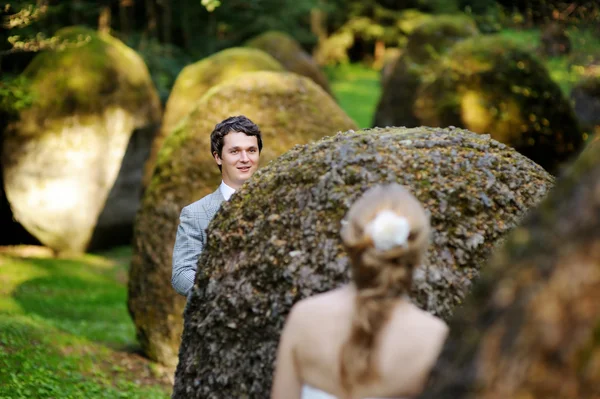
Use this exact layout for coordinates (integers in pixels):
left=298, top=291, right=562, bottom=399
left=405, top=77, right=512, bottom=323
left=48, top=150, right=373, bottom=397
left=301, top=384, right=403, bottom=399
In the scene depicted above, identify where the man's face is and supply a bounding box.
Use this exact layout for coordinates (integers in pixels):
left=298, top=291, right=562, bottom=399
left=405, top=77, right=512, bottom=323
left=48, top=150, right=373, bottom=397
left=214, top=131, right=260, bottom=190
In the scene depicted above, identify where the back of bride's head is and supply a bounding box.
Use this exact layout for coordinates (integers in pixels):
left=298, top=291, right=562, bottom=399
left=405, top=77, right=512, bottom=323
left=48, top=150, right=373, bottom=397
left=340, top=183, right=430, bottom=295
left=339, top=184, right=430, bottom=396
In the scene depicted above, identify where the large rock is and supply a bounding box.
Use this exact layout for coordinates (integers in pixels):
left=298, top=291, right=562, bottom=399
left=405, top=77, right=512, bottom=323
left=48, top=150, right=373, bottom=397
left=172, top=126, right=554, bottom=398
left=571, top=75, right=600, bottom=139
left=418, top=139, right=600, bottom=399
left=145, top=48, right=284, bottom=185
left=246, top=31, right=332, bottom=94
left=127, top=71, right=357, bottom=366
left=1, top=26, right=161, bottom=254
left=414, top=35, right=584, bottom=174
left=373, top=14, right=478, bottom=128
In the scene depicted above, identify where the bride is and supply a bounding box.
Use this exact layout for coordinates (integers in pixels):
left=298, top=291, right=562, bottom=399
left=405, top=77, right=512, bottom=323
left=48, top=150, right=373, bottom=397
left=271, top=184, right=448, bottom=399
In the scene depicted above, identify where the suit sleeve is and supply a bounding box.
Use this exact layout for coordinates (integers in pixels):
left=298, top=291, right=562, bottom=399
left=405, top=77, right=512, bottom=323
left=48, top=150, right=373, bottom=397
left=172, top=206, right=206, bottom=296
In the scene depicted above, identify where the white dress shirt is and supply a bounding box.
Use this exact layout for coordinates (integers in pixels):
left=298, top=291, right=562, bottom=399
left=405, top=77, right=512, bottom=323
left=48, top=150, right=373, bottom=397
left=219, top=181, right=236, bottom=201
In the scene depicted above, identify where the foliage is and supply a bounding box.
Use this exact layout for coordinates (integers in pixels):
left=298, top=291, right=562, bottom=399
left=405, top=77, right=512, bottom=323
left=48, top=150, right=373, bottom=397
left=0, top=247, right=171, bottom=398
left=0, top=75, right=34, bottom=118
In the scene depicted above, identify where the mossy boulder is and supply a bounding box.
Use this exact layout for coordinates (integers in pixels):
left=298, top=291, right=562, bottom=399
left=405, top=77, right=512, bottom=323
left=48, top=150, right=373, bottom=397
left=413, top=35, right=584, bottom=174
left=128, top=71, right=356, bottom=366
left=172, top=126, right=553, bottom=398
left=246, top=31, right=332, bottom=94
left=373, top=14, right=478, bottom=128
left=1, top=26, right=161, bottom=253
left=145, top=48, right=284, bottom=184
left=571, top=75, right=600, bottom=139
left=418, top=139, right=600, bottom=399
left=404, top=14, right=478, bottom=64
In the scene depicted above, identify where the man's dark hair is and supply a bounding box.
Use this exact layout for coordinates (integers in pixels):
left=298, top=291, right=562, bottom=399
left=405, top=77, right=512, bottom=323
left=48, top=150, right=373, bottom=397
left=210, top=115, right=263, bottom=161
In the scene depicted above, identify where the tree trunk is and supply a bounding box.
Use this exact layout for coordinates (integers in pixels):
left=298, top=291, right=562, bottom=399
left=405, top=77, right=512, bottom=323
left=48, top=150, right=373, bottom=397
left=119, top=0, right=134, bottom=38
left=159, top=0, right=172, bottom=48
left=98, top=5, right=111, bottom=33
left=418, top=139, right=600, bottom=399
left=310, top=7, right=327, bottom=44
left=180, top=0, right=191, bottom=51
left=145, top=0, right=158, bottom=40
left=70, top=0, right=83, bottom=25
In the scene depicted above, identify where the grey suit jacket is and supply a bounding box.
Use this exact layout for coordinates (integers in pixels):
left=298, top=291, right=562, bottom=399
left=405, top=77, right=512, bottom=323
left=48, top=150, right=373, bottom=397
left=172, top=188, right=225, bottom=296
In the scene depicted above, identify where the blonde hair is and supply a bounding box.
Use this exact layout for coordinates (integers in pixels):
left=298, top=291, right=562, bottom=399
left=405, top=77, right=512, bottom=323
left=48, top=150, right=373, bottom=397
left=338, top=184, right=430, bottom=397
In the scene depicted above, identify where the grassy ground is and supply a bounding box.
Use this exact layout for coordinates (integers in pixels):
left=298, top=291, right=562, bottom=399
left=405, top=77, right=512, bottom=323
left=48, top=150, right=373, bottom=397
left=325, top=63, right=381, bottom=129
left=0, top=246, right=172, bottom=398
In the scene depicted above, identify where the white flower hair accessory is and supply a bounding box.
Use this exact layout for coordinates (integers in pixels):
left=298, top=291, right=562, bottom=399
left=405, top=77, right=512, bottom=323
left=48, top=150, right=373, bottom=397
left=365, top=210, right=410, bottom=251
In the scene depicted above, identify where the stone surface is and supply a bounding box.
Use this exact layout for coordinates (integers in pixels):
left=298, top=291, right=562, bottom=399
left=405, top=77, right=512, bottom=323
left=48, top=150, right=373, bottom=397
left=172, top=126, right=554, bottom=398
left=246, top=31, right=332, bottom=94
left=144, top=47, right=284, bottom=185
left=128, top=71, right=356, bottom=366
left=413, top=35, right=584, bottom=174
left=418, top=139, right=600, bottom=399
left=373, top=14, right=478, bottom=128
left=1, top=26, right=161, bottom=254
left=571, top=75, right=600, bottom=139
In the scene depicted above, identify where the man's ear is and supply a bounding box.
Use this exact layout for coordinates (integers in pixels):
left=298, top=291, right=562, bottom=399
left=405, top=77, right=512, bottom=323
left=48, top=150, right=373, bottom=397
left=213, top=151, right=222, bottom=166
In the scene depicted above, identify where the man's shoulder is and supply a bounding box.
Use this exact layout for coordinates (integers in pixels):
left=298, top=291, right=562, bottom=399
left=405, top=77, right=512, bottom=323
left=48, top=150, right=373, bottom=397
left=182, top=189, right=224, bottom=214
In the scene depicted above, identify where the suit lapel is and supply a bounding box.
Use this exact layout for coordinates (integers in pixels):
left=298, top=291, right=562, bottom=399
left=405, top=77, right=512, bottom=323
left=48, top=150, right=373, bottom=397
left=205, top=188, right=225, bottom=219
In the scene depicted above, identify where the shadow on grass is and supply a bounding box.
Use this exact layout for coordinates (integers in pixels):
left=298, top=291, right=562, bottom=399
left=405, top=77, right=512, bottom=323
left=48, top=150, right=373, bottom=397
left=11, top=256, right=136, bottom=348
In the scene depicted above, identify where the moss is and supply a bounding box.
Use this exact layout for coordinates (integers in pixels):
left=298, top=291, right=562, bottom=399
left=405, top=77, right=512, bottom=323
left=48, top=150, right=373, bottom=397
left=2, top=26, right=161, bottom=254
left=419, top=138, right=600, bottom=399
left=571, top=75, right=600, bottom=137
left=246, top=31, right=332, bottom=94
left=173, top=126, right=553, bottom=398
left=374, top=14, right=478, bottom=128
left=22, top=26, right=157, bottom=121
left=145, top=47, right=284, bottom=184
left=414, top=35, right=584, bottom=174
left=128, top=70, right=356, bottom=366
left=405, top=14, right=479, bottom=63
left=160, top=47, right=283, bottom=140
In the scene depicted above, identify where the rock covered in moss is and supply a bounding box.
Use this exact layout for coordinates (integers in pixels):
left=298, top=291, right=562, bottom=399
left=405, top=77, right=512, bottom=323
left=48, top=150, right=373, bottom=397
left=404, top=14, right=478, bottom=63
left=1, top=26, right=161, bottom=253
left=414, top=35, right=584, bottom=174
left=418, top=139, right=600, bottom=399
left=128, top=71, right=356, bottom=366
left=145, top=48, right=284, bottom=184
left=571, top=75, right=600, bottom=139
left=172, top=126, right=553, bottom=398
left=374, top=14, right=478, bottom=128
left=246, top=31, right=331, bottom=94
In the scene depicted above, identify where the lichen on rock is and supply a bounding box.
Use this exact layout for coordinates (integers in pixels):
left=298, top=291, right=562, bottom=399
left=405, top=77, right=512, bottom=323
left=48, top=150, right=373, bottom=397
left=1, top=26, right=161, bottom=253
left=246, top=31, right=332, bottom=94
left=172, top=126, right=554, bottom=398
left=128, top=70, right=356, bottom=367
left=418, top=137, right=600, bottom=399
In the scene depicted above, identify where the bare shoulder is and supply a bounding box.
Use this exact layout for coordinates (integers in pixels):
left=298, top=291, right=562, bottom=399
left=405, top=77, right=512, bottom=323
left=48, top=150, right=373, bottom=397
left=284, top=287, right=352, bottom=331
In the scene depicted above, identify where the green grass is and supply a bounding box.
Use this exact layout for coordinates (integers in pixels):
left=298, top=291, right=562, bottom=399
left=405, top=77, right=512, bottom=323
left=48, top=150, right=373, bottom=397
left=325, top=63, right=381, bottom=129
left=0, top=247, right=171, bottom=398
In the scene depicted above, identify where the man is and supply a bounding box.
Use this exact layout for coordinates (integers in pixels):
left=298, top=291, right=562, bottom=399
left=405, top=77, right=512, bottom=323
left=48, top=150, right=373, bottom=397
left=171, top=115, right=262, bottom=296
